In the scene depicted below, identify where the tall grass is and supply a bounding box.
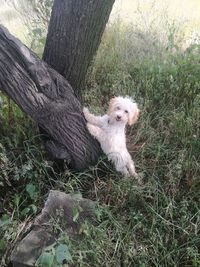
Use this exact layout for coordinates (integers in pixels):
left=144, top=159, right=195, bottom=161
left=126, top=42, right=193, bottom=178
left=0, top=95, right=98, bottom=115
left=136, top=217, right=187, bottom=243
left=1, top=4, right=200, bottom=267
left=83, top=14, right=200, bottom=266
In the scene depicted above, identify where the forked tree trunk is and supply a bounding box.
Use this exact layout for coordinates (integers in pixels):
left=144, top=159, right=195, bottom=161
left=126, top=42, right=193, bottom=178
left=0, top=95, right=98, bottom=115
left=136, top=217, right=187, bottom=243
left=43, top=0, right=115, bottom=96
left=0, top=26, right=101, bottom=171
left=0, top=0, right=115, bottom=171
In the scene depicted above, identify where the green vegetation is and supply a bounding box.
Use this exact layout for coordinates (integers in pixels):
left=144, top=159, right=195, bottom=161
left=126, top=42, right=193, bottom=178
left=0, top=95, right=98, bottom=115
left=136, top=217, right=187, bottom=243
left=0, top=3, right=200, bottom=266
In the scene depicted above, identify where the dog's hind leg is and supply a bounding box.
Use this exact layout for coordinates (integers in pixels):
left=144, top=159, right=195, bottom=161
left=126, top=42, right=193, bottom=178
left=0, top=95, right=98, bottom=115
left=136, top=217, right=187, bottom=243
left=113, top=158, right=130, bottom=176
left=127, top=161, right=136, bottom=176
left=117, top=165, right=130, bottom=176
left=126, top=159, right=143, bottom=184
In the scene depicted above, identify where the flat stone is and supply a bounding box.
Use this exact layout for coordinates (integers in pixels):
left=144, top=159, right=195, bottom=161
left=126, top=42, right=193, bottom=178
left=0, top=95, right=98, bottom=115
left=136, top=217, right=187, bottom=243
left=11, top=190, right=96, bottom=267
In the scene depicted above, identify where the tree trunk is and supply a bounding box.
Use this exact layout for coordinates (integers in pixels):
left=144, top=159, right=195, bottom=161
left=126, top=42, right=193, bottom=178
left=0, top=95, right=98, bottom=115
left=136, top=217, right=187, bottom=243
left=43, top=0, right=115, bottom=96
left=0, top=25, right=101, bottom=171
left=0, top=0, right=115, bottom=171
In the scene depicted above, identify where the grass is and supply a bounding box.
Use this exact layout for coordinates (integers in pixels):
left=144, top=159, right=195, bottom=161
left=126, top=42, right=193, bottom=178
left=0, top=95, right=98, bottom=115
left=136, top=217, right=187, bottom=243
left=1, top=6, right=200, bottom=267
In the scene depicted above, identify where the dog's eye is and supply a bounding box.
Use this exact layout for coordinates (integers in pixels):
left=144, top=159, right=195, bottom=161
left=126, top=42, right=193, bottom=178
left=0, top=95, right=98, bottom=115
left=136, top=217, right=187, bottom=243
left=125, top=110, right=128, bottom=114
left=116, top=106, right=120, bottom=110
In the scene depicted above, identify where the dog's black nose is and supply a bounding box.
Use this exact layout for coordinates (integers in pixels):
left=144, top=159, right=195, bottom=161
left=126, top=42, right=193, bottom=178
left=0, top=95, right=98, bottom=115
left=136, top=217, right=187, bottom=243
left=116, top=115, right=121, bottom=120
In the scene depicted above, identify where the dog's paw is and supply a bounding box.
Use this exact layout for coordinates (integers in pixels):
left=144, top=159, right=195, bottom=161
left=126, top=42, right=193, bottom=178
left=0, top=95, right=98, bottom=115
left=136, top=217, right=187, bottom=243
left=83, top=107, right=90, bottom=121
left=127, top=171, right=143, bottom=185
left=83, top=107, right=89, bottom=116
left=87, top=123, right=94, bottom=133
left=134, top=172, right=144, bottom=185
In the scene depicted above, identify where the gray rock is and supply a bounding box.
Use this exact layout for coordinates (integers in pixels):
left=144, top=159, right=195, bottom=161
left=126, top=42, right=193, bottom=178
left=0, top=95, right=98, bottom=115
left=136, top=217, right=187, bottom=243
left=11, top=190, right=96, bottom=267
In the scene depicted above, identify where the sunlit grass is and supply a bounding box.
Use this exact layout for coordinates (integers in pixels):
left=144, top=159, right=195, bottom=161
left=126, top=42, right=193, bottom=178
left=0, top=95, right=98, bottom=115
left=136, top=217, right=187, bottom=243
left=0, top=1, right=28, bottom=44
left=111, top=0, right=200, bottom=47
left=1, top=0, right=200, bottom=49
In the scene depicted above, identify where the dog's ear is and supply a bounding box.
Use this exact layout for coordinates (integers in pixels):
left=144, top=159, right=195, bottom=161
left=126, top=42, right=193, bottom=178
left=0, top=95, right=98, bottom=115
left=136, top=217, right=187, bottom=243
left=108, top=97, right=116, bottom=115
left=128, top=104, right=140, bottom=126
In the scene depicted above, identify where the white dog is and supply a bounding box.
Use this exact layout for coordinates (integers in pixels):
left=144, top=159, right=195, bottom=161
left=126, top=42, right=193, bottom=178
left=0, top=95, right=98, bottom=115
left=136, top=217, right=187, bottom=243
left=83, top=96, right=140, bottom=178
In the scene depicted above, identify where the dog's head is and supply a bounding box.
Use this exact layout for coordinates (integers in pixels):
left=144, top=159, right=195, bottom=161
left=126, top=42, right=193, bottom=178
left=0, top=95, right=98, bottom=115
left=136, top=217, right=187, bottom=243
left=107, top=96, right=140, bottom=126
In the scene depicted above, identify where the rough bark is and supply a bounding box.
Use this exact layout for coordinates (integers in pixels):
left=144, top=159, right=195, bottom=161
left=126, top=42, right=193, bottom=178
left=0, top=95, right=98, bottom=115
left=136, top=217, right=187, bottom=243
left=0, top=25, right=101, bottom=171
left=43, top=0, right=115, bottom=96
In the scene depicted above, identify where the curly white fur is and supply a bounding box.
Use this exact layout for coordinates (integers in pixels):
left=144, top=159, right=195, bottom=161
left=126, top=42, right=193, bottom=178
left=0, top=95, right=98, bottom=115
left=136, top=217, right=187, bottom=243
left=83, top=96, right=140, bottom=178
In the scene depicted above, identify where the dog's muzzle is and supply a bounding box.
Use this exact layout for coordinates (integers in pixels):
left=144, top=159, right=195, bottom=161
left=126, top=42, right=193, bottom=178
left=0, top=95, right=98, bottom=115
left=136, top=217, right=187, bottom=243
left=116, top=115, right=121, bottom=121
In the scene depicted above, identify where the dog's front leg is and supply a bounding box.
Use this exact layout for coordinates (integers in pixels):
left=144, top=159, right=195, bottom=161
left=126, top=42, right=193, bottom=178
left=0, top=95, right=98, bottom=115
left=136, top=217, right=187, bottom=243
left=83, top=107, right=104, bottom=127
left=86, top=123, right=102, bottom=140
left=118, top=165, right=130, bottom=176
left=126, top=154, right=138, bottom=178
left=83, top=107, right=95, bottom=123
